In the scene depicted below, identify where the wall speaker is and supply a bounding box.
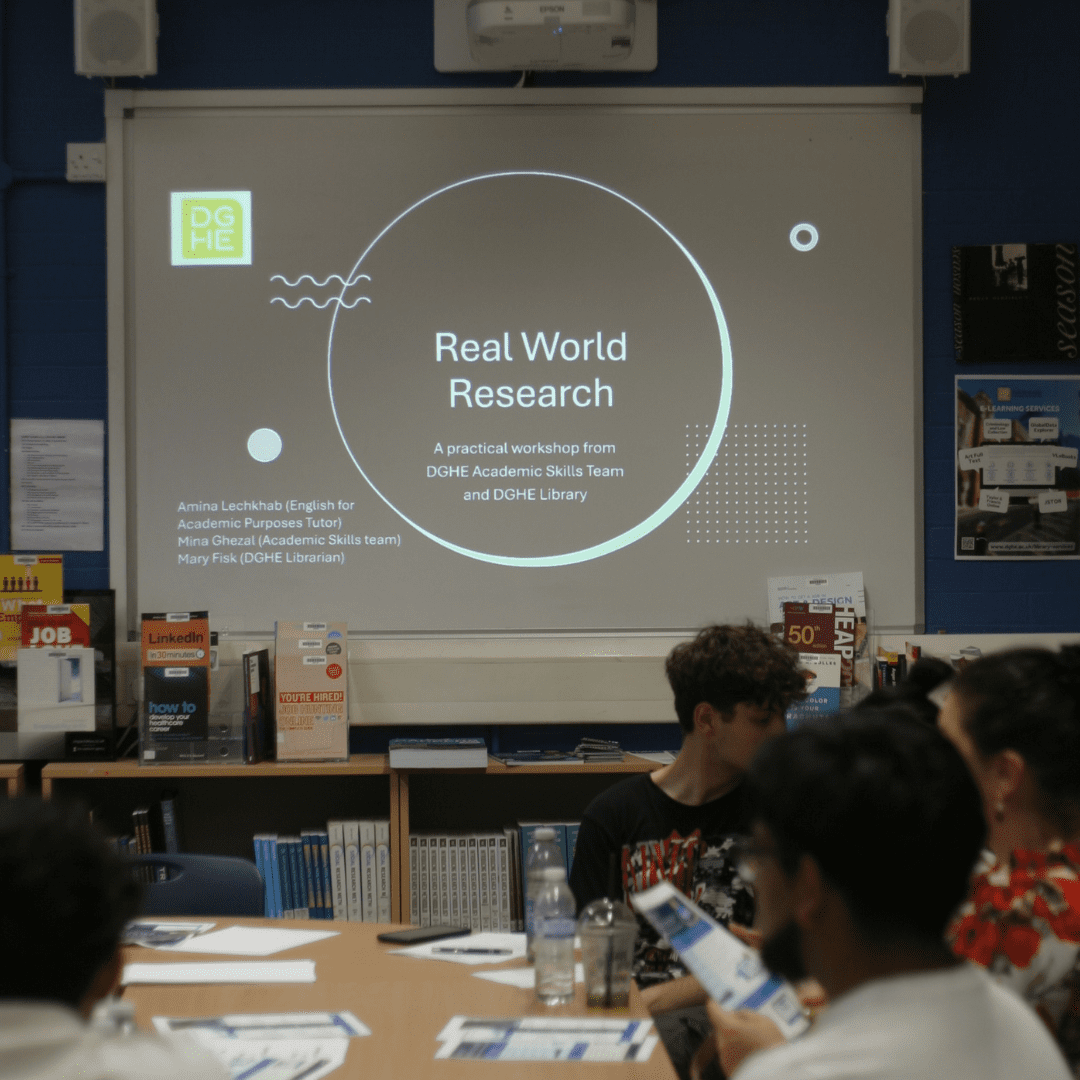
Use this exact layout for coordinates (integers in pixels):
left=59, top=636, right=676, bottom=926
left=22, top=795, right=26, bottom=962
left=888, top=0, right=969, bottom=77
left=75, top=0, right=157, bottom=78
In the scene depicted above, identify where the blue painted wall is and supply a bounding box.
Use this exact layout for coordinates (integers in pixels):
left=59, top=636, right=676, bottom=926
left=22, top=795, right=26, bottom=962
left=2, top=0, right=1078, bottom=632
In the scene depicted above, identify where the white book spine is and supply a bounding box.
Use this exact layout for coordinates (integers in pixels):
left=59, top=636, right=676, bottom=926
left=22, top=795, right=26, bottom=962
left=344, top=820, right=362, bottom=922
left=409, top=834, right=420, bottom=925
left=438, top=836, right=449, bottom=924
left=487, top=835, right=502, bottom=931
left=497, top=833, right=512, bottom=932
left=509, top=827, right=524, bottom=931
left=467, top=836, right=481, bottom=931
left=478, top=835, right=491, bottom=932
left=359, top=821, right=377, bottom=924
left=375, top=819, right=391, bottom=923
left=327, top=821, right=347, bottom=921
left=419, top=836, right=431, bottom=927
left=447, top=836, right=459, bottom=926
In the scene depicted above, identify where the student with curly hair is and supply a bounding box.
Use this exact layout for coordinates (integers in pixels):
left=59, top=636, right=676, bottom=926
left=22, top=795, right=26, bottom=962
left=568, top=622, right=806, bottom=1080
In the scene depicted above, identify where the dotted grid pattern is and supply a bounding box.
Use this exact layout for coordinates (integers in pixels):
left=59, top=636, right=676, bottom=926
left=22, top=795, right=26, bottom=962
left=685, top=423, right=809, bottom=543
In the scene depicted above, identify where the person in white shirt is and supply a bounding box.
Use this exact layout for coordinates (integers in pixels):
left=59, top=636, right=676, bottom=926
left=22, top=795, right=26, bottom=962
left=694, top=708, right=1071, bottom=1080
left=0, top=797, right=228, bottom=1080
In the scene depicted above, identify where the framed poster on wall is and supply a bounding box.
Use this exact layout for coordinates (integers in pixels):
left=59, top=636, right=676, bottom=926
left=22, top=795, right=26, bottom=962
left=956, top=375, right=1080, bottom=559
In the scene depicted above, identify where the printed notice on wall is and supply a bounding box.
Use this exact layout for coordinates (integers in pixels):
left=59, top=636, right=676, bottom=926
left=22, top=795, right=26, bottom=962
left=10, top=419, right=104, bottom=551
left=956, top=376, right=1080, bottom=559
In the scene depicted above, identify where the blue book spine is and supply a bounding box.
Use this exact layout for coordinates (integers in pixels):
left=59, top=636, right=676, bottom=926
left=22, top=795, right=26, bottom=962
left=160, top=797, right=181, bottom=854
left=316, top=831, right=332, bottom=919
left=252, top=835, right=267, bottom=916
left=288, top=839, right=308, bottom=919
left=267, top=836, right=283, bottom=918
left=276, top=836, right=294, bottom=918
left=301, top=832, right=318, bottom=917
left=565, top=823, right=581, bottom=877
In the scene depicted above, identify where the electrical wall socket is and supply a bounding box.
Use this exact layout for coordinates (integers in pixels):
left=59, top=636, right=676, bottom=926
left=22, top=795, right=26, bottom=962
left=66, top=142, right=106, bottom=182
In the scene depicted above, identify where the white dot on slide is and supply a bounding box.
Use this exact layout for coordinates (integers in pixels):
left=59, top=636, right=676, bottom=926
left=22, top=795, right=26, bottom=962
left=789, top=223, right=819, bottom=252
left=248, top=428, right=283, bottom=463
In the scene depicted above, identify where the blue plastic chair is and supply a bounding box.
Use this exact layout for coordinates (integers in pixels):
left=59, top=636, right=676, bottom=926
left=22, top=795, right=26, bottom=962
left=132, top=854, right=264, bottom=916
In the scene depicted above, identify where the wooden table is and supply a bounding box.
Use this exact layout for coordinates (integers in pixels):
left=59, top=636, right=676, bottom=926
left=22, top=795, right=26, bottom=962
left=0, top=763, right=24, bottom=797
left=121, top=918, right=677, bottom=1079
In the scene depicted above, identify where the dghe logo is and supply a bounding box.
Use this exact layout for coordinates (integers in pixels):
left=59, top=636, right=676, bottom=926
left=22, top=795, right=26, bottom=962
left=170, top=191, right=252, bottom=266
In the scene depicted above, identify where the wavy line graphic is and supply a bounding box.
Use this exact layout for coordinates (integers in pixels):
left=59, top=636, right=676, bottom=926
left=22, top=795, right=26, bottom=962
left=271, top=296, right=372, bottom=310
left=270, top=273, right=371, bottom=288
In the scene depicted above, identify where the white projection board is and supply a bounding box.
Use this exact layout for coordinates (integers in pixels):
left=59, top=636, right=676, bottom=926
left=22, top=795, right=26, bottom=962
left=108, top=87, right=923, bottom=639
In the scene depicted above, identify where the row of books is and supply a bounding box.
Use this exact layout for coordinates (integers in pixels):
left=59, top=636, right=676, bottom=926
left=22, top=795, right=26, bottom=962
left=410, top=821, right=581, bottom=930
left=253, top=821, right=391, bottom=921
left=109, top=797, right=183, bottom=881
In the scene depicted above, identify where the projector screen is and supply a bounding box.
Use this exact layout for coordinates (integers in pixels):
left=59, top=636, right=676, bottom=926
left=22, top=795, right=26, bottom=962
left=110, top=87, right=923, bottom=637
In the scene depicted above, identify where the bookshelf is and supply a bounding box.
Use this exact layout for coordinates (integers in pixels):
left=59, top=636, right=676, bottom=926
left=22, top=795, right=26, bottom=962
left=40, top=754, right=661, bottom=922
left=1, top=763, right=24, bottom=797
left=41, top=756, right=399, bottom=916
left=396, top=755, right=659, bottom=920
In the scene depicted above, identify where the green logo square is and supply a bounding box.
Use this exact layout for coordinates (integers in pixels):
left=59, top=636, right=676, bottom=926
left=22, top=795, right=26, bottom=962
left=170, top=191, right=252, bottom=266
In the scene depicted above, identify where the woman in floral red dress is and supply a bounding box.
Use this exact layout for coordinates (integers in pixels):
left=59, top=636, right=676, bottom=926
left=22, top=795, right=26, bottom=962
left=940, top=647, right=1080, bottom=1077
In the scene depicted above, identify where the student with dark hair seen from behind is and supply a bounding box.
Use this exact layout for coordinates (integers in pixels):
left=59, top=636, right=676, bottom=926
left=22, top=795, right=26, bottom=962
left=0, top=798, right=228, bottom=1080
left=694, top=708, right=1070, bottom=1080
left=940, top=646, right=1080, bottom=1076
left=569, top=623, right=806, bottom=1080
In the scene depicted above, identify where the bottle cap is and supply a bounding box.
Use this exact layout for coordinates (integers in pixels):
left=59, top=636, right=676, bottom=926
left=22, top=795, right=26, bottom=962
left=534, top=827, right=557, bottom=841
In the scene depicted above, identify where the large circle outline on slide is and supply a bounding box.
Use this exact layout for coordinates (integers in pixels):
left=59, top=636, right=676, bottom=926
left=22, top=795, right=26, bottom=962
left=327, top=170, right=732, bottom=568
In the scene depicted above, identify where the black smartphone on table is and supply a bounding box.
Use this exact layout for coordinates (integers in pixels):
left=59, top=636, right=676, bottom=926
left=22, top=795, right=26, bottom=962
left=376, top=925, right=471, bottom=944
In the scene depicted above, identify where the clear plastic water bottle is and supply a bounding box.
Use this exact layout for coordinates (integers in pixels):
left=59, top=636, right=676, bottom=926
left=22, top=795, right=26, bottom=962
left=534, top=866, right=576, bottom=1005
left=525, top=826, right=564, bottom=961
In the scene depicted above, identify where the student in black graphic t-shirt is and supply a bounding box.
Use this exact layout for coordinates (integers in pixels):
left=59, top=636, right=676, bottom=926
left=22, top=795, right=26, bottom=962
left=569, top=623, right=806, bottom=1080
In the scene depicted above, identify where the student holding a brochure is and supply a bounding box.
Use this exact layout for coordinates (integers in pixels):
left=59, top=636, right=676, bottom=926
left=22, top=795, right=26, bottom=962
left=569, top=623, right=806, bottom=1080
left=692, top=710, right=1070, bottom=1080
left=0, top=798, right=228, bottom=1080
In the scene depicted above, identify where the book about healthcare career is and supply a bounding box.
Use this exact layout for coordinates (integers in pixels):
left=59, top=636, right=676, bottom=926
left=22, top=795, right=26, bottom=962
left=274, top=621, right=348, bottom=761
left=0, top=554, right=63, bottom=661
left=632, top=879, right=810, bottom=1039
left=141, top=612, right=210, bottom=743
left=20, top=603, right=91, bottom=649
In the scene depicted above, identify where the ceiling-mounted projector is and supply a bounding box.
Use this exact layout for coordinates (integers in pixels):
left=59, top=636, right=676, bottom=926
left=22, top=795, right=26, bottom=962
left=434, top=0, right=657, bottom=72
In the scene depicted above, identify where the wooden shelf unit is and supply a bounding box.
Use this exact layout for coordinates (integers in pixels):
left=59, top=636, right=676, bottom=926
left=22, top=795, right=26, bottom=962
left=396, top=755, right=660, bottom=921
left=40, top=754, right=662, bottom=923
left=1, top=763, right=25, bottom=797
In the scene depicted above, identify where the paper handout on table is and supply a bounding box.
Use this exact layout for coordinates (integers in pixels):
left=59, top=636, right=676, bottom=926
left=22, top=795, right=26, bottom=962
left=434, top=1016, right=657, bottom=1062
left=122, top=960, right=316, bottom=985
left=472, top=963, right=584, bottom=989
left=122, top=920, right=215, bottom=948
left=159, top=925, right=339, bottom=956
left=193, top=1038, right=347, bottom=1080
left=152, top=1012, right=365, bottom=1080
left=632, top=880, right=809, bottom=1038
left=153, top=1011, right=370, bottom=1040
left=391, top=931, right=526, bottom=965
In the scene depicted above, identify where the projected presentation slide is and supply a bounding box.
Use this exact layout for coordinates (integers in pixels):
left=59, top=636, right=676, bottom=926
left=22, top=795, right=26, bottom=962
left=124, top=91, right=921, bottom=632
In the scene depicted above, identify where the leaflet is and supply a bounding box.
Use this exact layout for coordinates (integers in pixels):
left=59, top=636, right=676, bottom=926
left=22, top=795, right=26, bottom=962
left=631, top=880, right=809, bottom=1039
left=434, top=1015, right=657, bottom=1063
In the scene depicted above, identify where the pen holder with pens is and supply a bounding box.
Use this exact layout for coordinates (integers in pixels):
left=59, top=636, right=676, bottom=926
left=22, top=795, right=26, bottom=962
left=578, top=898, right=636, bottom=1008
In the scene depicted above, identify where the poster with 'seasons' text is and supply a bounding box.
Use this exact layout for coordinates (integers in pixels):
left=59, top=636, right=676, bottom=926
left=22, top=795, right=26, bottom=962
left=956, top=375, right=1080, bottom=559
